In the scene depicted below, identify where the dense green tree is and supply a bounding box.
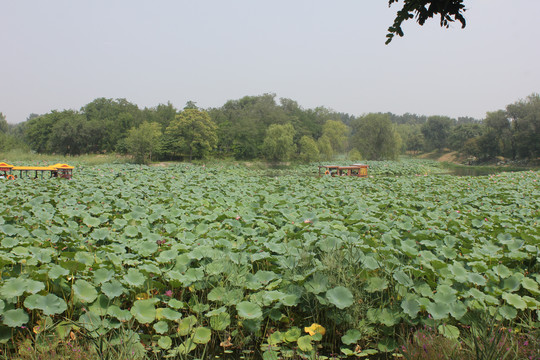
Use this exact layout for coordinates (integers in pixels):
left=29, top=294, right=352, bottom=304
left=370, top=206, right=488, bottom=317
left=47, top=112, right=89, bottom=156
left=507, top=94, right=540, bottom=159
left=298, top=135, right=320, bottom=163
left=350, top=113, right=401, bottom=160
left=142, top=102, right=177, bottom=131
left=210, top=94, right=287, bottom=159
left=0, top=113, right=8, bottom=133
left=24, top=111, right=63, bottom=153
left=321, top=120, right=350, bottom=155
left=396, top=123, right=423, bottom=153
left=347, top=148, right=362, bottom=162
left=480, top=110, right=512, bottom=158
left=262, top=123, right=296, bottom=162
left=81, top=98, right=143, bottom=152
left=126, top=122, right=162, bottom=163
left=448, top=123, right=483, bottom=152
left=421, top=116, right=455, bottom=151
left=317, top=135, right=333, bottom=161
left=386, top=0, right=466, bottom=44
left=165, top=109, right=217, bottom=161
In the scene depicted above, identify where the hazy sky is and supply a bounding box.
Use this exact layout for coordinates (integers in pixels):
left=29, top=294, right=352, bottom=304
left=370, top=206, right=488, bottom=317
left=1, top=0, right=539, bottom=124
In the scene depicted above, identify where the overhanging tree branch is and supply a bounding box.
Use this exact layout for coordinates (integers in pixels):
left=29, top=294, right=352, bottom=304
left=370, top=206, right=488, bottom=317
left=386, top=0, right=467, bottom=44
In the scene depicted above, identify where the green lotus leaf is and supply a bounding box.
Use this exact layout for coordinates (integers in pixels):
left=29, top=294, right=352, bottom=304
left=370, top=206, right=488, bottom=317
left=362, top=256, right=379, bottom=270
left=158, top=335, right=172, bottom=349
left=157, top=308, right=182, bottom=321
left=124, top=225, right=139, bottom=237
left=192, top=326, right=211, bottom=344
left=25, top=279, right=45, bottom=294
left=83, top=216, right=101, bottom=227
left=1, top=238, right=18, bottom=248
left=107, top=305, right=132, bottom=321
left=0, top=300, right=4, bottom=315
left=284, top=327, right=301, bottom=342
left=368, top=308, right=400, bottom=326
left=426, top=301, right=450, bottom=320
left=73, top=280, right=98, bottom=303
left=1, top=278, right=26, bottom=298
left=438, top=324, right=460, bottom=340
left=138, top=263, right=161, bottom=275
left=177, top=340, right=196, bottom=354
left=498, top=305, right=517, bottom=320
left=125, top=269, right=145, bottom=287
left=236, top=301, right=262, bottom=319
left=191, top=303, right=210, bottom=314
left=255, top=270, right=279, bottom=285
left=93, top=268, right=114, bottom=285
left=0, top=224, right=18, bottom=236
left=0, top=325, right=11, bottom=344
left=304, top=273, right=329, bottom=294
left=101, top=280, right=125, bottom=299
left=157, top=249, right=179, bottom=263
left=450, top=262, right=468, bottom=282
left=341, top=329, right=362, bottom=345
left=90, top=228, right=109, bottom=240
left=401, top=298, right=420, bottom=318
left=393, top=270, right=413, bottom=287
left=297, top=335, right=313, bottom=352
left=88, top=295, right=109, bottom=316
left=168, top=299, right=185, bottom=309
left=153, top=321, right=168, bottom=334
left=493, top=264, right=512, bottom=279
left=130, top=299, right=156, bottom=324
left=48, top=264, right=69, bottom=280
left=78, top=312, right=102, bottom=332
left=449, top=301, right=468, bottom=320
left=205, top=306, right=226, bottom=317
left=74, top=252, right=94, bottom=266
left=183, top=268, right=204, bottom=285
left=502, top=293, right=527, bottom=310
left=521, top=277, right=540, bottom=295
left=502, top=275, right=522, bottom=292
left=2, top=309, right=29, bottom=327
left=24, top=294, right=67, bottom=316
left=178, top=315, right=197, bottom=336
left=210, top=312, right=230, bottom=331
left=468, top=273, right=486, bottom=286
left=326, top=286, right=354, bottom=309
left=262, top=350, right=279, bottom=360
left=137, top=241, right=158, bottom=257
left=207, top=287, right=227, bottom=302
left=366, top=277, right=388, bottom=293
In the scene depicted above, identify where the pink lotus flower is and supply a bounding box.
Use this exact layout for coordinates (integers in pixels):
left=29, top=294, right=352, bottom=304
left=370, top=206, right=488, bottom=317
left=165, top=290, right=173, bottom=297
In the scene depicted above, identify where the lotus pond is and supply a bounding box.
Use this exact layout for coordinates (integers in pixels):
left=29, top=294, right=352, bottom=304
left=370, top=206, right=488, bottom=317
left=0, top=161, right=539, bottom=359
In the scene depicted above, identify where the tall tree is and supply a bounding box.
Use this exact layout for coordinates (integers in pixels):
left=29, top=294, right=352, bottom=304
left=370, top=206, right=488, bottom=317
left=47, top=111, right=89, bottom=156
left=298, top=135, right=320, bottom=163
left=321, top=120, right=350, bottom=155
left=126, top=122, right=162, bottom=163
left=421, top=116, right=455, bottom=151
left=0, top=113, right=8, bottom=133
left=351, top=113, right=401, bottom=160
left=262, top=123, right=296, bottom=162
left=448, top=123, right=483, bottom=152
left=81, top=98, right=143, bottom=152
left=507, top=94, right=540, bottom=159
left=317, top=135, right=333, bottom=161
left=165, top=109, right=217, bottom=161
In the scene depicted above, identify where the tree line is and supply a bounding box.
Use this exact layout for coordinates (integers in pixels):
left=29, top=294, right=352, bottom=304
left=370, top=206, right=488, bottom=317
left=1, top=93, right=538, bottom=163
